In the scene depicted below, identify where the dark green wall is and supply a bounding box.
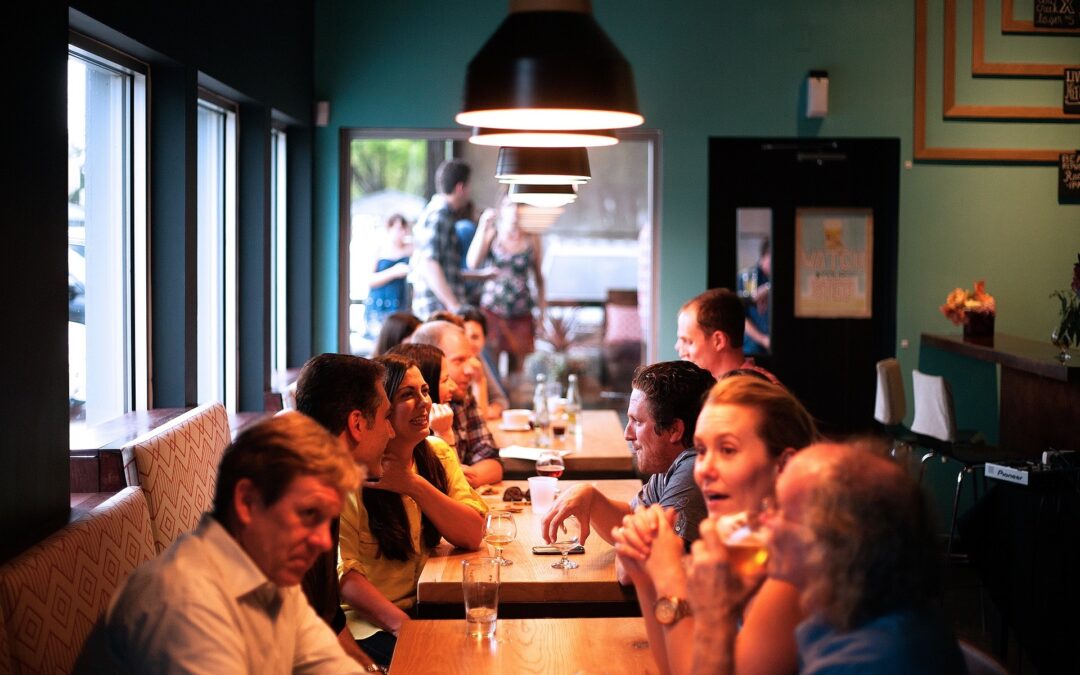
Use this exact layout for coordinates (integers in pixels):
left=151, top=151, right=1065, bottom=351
left=313, top=0, right=1079, bottom=416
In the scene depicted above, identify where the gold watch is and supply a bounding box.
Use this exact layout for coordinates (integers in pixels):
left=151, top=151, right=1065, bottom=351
left=654, top=596, right=692, bottom=625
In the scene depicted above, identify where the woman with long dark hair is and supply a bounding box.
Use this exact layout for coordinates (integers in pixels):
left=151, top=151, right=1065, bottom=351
left=391, top=342, right=457, bottom=448
left=338, top=352, right=486, bottom=667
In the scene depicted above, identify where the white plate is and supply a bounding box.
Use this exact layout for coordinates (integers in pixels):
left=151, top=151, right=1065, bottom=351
left=498, top=423, right=533, bottom=432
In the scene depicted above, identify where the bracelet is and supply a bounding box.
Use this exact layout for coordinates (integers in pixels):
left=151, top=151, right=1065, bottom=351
left=364, top=664, right=387, bottom=673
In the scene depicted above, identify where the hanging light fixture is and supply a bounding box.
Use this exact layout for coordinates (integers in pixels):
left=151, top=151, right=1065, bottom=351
left=469, top=127, right=618, bottom=148
left=509, top=183, right=578, bottom=208
left=516, top=205, right=566, bottom=233
left=456, top=0, right=643, bottom=134
left=495, top=146, right=590, bottom=185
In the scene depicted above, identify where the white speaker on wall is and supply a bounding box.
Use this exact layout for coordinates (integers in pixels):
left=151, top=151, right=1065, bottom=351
left=315, top=100, right=330, bottom=127
left=806, top=71, right=829, bottom=118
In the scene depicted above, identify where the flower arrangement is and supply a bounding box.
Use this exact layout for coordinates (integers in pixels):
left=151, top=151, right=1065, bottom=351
left=940, top=280, right=996, bottom=326
left=1049, top=254, right=1080, bottom=359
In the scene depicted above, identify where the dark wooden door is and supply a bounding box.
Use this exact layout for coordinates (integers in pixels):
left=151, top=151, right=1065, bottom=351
left=708, top=138, right=900, bottom=435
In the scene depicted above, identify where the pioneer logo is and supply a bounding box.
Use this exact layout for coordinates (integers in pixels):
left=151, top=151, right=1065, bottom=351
left=984, top=463, right=1029, bottom=485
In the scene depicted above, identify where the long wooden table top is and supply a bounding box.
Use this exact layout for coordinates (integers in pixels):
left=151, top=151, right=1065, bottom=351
left=390, top=618, right=659, bottom=674
left=492, top=409, right=634, bottom=476
left=417, top=479, right=642, bottom=605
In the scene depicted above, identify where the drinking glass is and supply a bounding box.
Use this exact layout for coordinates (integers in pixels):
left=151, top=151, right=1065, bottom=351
left=536, top=451, right=565, bottom=479
left=484, top=511, right=517, bottom=566
left=527, top=476, right=558, bottom=515
left=462, top=557, right=500, bottom=638
left=552, top=515, right=581, bottom=570
left=716, top=502, right=771, bottom=577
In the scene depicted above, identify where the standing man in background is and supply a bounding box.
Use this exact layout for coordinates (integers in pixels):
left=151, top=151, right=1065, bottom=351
left=412, top=159, right=471, bottom=317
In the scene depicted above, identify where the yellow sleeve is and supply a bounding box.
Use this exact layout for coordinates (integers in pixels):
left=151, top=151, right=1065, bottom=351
left=428, top=436, right=489, bottom=516
left=337, top=488, right=376, bottom=579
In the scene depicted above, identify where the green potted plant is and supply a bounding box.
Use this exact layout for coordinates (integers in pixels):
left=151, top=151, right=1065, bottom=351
left=1050, top=254, right=1080, bottom=363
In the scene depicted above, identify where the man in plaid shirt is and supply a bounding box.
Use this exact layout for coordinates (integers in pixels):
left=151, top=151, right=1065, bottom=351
left=411, top=159, right=471, bottom=318
left=411, top=320, right=504, bottom=488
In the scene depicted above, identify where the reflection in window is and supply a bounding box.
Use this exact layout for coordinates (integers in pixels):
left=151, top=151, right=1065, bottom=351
left=736, top=208, right=772, bottom=356
left=67, top=45, right=146, bottom=426
left=196, top=98, right=238, bottom=411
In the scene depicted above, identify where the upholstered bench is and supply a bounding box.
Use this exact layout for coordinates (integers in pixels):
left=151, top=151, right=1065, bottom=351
left=0, top=487, right=154, bottom=674
left=121, top=401, right=230, bottom=554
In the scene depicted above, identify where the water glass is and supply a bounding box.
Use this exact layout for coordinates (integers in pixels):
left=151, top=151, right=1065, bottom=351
left=462, top=557, right=500, bottom=638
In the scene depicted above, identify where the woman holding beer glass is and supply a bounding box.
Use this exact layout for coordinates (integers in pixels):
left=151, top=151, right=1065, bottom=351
left=613, top=376, right=817, bottom=675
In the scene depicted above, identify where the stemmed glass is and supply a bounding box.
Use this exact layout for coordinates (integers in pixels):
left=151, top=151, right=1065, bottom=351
left=484, top=511, right=517, bottom=566
left=551, top=515, right=581, bottom=570
left=536, top=451, right=565, bottom=479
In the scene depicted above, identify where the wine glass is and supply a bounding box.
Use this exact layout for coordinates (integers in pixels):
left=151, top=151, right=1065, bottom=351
left=536, top=451, right=565, bottom=479
left=551, top=515, right=581, bottom=570
left=484, top=511, right=517, bottom=566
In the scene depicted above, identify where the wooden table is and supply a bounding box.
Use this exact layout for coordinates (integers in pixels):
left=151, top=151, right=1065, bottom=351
left=417, top=479, right=642, bottom=611
left=492, top=410, right=634, bottom=478
left=389, top=618, right=659, bottom=674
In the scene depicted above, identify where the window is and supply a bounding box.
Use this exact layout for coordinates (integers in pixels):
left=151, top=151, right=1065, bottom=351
left=67, top=39, right=147, bottom=428
left=196, top=95, right=238, bottom=411
left=270, top=126, right=288, bottom=378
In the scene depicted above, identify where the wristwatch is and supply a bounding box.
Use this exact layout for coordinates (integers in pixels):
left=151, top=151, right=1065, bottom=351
left=654, top=595, right=692, bottom=626
left=364, top=664, right=387, bottom=673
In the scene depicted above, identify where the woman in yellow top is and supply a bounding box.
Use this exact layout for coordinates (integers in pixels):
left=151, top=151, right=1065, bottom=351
left=338, top=352, right=487, bottom=667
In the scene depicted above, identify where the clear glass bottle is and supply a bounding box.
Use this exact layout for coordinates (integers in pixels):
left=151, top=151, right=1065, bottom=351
left=564, top=373, right=581, bottom=434
left=533, top=373, right=551, bottom=448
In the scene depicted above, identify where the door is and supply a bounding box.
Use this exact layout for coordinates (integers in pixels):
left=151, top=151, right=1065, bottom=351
left=708, top=138, right=900, bottom=435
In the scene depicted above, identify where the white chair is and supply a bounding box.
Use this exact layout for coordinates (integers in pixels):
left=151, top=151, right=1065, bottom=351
left=874, top=358, right=906, bottom=426
left=910, top=370, right=1007, bottom=555
left=874, top=359, right=919, bottom=467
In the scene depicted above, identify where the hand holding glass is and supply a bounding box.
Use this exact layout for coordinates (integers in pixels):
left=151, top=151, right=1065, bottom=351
left=716, top=505, right=770, bottom=577
left=484, top=511, right=517, bottom=566
left=552, top=515, right=581, bottom=570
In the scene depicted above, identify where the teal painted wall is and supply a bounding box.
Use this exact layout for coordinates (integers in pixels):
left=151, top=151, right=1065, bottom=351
left=313, top=0, right=1079, bottom=411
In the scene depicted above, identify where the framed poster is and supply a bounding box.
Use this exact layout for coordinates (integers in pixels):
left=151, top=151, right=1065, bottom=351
left=794, top=208, right=873, bottom=318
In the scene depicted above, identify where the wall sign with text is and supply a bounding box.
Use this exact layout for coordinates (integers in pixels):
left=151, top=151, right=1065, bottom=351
left=1061, top=152, right=1080, bottom=203
left=794, top=208, right=873, bottom=319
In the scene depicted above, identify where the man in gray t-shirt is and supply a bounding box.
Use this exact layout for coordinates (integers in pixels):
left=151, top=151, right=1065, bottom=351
left=541, top=361, right=715, bottom=560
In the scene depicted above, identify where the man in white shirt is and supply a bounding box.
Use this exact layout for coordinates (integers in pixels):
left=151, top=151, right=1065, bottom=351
left=84, top=412, right=365, bottom=674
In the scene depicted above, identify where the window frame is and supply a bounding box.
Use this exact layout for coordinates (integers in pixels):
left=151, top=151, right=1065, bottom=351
left=66, top=31, right=149, bottom=434
left=195, top=89, right=239, bottom=412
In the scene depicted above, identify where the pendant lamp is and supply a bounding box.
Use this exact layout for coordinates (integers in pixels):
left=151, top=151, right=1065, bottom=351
left=517, top=205, right=566, bottom=233
left=509, top=183, right=577, bottom=208
left=457, top=0, right=643, bottom=133
left=495, top=146, right=590, bottom=185
left=469, top=127, right=618, bottom=148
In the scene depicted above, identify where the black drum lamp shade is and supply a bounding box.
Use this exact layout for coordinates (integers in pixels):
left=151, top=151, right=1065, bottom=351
left=495, top=146, right=590, bottom=184
left=456, top=0, right=643, bottom=133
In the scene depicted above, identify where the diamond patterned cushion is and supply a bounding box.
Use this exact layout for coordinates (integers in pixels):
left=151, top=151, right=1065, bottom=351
left=0, top=487, right=154, bottom=675
left=122, top=402, right=230, bottom=554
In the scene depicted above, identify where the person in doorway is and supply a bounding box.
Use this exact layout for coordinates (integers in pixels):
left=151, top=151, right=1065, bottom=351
left=467, top=199, right=546, bottom=378
left=411, top=159, right=471, bottom=317
left=366, top=214, right=413, bottom=335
